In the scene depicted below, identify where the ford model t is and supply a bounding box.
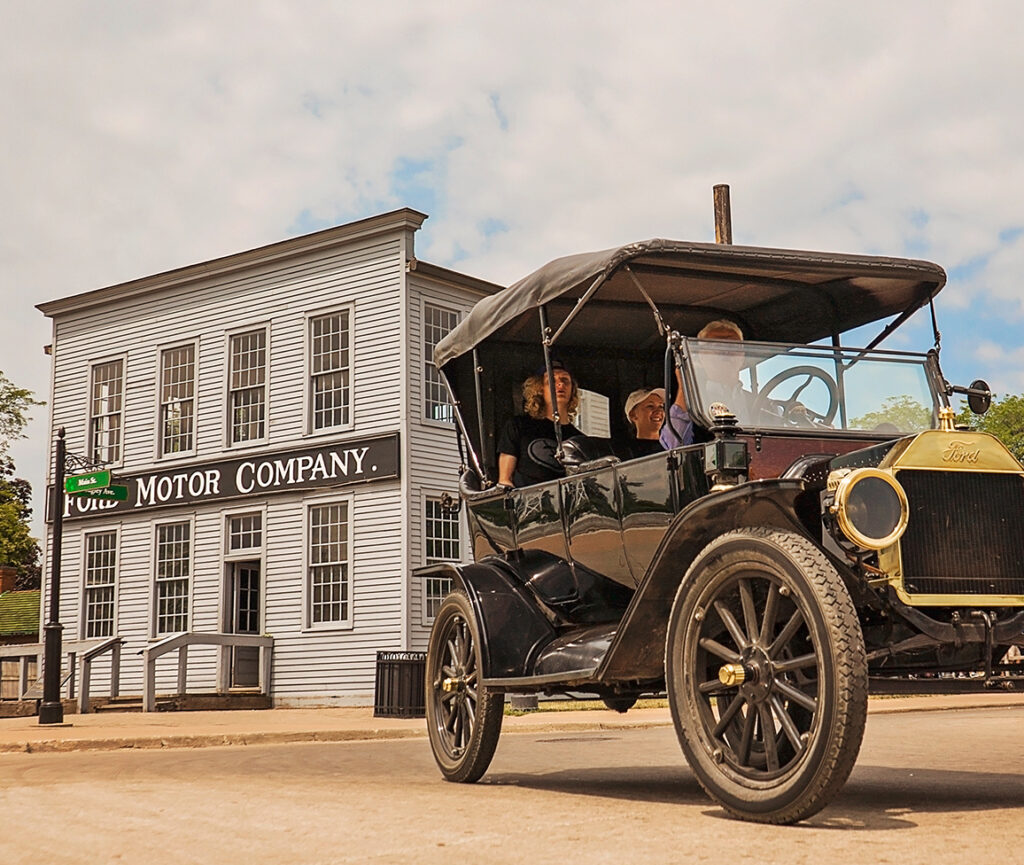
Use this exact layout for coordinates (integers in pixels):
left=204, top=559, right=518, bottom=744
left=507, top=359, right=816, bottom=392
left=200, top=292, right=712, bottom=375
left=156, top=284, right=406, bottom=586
left=420, top=232, right=1024, bottom=823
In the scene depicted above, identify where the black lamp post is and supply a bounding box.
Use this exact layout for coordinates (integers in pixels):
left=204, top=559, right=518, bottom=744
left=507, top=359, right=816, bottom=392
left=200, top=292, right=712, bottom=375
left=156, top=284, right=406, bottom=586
left=39, top=427, right=66, bottom=725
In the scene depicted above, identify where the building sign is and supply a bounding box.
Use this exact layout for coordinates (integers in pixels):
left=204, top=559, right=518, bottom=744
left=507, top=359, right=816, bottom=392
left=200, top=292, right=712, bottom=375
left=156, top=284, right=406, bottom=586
left=49, top=433, right=400, bottom=522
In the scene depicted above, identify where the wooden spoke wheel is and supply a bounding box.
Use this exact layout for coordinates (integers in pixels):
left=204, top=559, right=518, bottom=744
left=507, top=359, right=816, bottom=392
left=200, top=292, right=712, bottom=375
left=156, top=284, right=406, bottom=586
left=666, top=528, right=868, bottom=824
left=426, top=590, right=504, bottom=783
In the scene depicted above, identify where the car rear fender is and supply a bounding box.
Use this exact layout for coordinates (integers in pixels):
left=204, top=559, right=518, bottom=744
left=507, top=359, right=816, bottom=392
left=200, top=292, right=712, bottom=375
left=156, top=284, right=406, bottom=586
left=417, top=560, right=557, bottom=679
left=597, top=479, right=823, bottom=682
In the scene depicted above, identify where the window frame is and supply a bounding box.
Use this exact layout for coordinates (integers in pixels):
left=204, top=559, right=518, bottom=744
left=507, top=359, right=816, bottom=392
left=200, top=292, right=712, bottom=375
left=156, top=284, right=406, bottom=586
left=80, top=527, right=120, bottom=640
left=421, top=300, right=460, bottom=427
left=304, top=305, right=355, bottom=436
left=156, top=339, right=199, bottom=460
left=151, top=518, right=194, bottom=637
left=87, top=354, right=127, bottom=467
left=420, top=489, right=464, bottom=624
left=225, top=324, right=270, bottom=449
left=223, top=507, right=267, bottom=561
left=220, top=506, right=267, bottom=637
left=302, top=493, right=355, bottom=631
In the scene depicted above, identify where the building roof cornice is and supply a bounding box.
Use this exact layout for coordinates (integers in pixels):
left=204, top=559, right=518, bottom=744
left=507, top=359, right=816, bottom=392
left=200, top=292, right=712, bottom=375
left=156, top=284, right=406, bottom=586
left=37, top=208, right=428, bottom=317
left=407, top=259, right=503, bottom=298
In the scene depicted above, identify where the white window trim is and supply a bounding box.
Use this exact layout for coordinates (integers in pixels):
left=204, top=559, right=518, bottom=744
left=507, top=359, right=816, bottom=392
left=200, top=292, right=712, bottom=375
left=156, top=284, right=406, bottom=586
left=224, top=323, right=271, bottom=450
left=419, top=488, right=465, bottom=625
left=79, top=525, right=121, bottom=640
left=150, top=515, right=196, bottom=638
left=420, top=298, right=460, bottom=430
left=86, top=352, right=128, bottom=469
left=303, top=303, right=355, bottom=437
left=301, top=491, right=355, bottom=632
left=154, top=338, right=200, bottom=462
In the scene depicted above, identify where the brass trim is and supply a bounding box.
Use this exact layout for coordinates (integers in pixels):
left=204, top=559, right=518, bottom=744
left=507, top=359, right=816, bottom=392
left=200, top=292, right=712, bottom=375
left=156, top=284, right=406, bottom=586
left=718, top=663, right=746, bottom=686
left=891, top=585, right=1024, bottom=607
left=882, top=430, right=1024, bottom=473
left=832, top=467, right=909, bottom=550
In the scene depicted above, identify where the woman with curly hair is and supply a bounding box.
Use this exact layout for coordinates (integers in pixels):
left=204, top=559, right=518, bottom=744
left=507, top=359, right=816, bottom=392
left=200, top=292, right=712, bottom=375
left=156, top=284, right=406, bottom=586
left=497, top=362, right=582, bottom=487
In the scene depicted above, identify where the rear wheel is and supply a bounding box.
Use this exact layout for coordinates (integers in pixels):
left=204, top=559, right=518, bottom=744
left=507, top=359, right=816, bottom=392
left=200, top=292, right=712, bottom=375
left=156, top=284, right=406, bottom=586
left=426, top=590, right=504, bottom=782
left=666, top=528, right=867, bottom=824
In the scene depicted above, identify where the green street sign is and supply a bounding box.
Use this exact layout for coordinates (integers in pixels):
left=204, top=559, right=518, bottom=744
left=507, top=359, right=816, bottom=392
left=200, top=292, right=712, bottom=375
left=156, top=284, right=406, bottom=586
left=65, top=470, right=112, bottom=494
left=75, top=484, right=129, bottom=501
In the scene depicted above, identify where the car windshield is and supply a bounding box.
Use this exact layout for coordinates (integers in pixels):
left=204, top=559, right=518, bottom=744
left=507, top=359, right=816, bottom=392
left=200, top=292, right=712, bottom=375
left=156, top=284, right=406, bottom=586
left=685, top=339, right=939, bottom=434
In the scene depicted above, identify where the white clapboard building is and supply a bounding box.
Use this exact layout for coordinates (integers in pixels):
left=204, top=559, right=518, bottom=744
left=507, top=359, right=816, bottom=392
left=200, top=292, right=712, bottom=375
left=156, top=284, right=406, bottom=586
left=36, top=209, right=500, bottom=707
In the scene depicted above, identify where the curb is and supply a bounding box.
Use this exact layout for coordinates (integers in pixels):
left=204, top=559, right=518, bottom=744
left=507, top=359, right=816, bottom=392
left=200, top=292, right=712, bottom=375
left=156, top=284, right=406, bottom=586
left=2, top=695, right=1021, bottom=755
left=3, top=727, right=427, bottom=755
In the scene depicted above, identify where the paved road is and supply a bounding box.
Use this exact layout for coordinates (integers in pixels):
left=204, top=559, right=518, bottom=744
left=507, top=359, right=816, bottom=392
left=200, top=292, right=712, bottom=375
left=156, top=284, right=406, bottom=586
left=1, top=706, right=1021, bottom=865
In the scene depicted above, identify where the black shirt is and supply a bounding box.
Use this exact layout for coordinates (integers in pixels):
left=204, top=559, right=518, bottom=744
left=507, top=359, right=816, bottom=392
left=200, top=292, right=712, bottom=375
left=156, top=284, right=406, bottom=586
left=617, top=437, right=664, bottom=461
left=497, top=415, right=583, bottom=487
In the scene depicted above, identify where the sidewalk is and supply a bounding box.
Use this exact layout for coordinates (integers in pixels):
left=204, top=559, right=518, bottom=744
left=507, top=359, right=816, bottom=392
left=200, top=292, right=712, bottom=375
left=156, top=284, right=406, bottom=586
left=1, top=692, right=1022, bottom=755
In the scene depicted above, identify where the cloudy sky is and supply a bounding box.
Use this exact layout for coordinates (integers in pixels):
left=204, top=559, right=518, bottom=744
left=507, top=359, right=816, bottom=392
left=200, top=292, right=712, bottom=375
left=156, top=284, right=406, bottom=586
left=2, top=1, right=1022, bottom=535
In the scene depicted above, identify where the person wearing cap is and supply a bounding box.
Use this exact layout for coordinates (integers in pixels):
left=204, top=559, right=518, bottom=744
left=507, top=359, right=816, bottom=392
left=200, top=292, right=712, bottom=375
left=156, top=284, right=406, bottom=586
left=620, top=386, right=667, bottom=459
left=497, top=363, right=582, bottom=487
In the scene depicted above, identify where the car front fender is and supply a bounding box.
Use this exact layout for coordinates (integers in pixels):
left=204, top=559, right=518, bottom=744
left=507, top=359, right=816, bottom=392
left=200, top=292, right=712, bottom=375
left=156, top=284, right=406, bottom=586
left=596, top=479, right=822, bottom=682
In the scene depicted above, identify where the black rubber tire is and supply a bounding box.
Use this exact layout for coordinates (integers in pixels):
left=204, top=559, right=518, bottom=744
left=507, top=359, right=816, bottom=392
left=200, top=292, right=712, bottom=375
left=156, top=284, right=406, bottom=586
left=666, top=528, right=867, bottom=824
left=425, top=590, right=504, bottom=783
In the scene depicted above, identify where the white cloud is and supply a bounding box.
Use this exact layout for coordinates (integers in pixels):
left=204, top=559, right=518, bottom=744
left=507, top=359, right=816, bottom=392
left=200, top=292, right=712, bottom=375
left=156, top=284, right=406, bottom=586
left=3, top=1, right=1024, bottom=533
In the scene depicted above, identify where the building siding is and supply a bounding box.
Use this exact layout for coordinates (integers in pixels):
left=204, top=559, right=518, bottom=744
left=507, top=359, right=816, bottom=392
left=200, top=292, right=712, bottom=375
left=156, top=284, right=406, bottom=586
left=39, top=211, right=499, bottom=706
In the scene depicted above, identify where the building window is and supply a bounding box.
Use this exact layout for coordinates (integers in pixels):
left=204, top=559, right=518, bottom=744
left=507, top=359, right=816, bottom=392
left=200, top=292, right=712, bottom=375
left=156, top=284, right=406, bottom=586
left=160, top=344, right=196, bottom=456
left=154, top=522, right=191, bottom=634
left=228, top=512, right=263, bottom=553
left=424, top=304, right=459, bottom=423
left=308, top=502, right=350, bottom=626
left=229, top=329, right=267, bottom=444
left=424, top=496, right=460, bottom=619
left=89, top=359, right=124, bottom=463
left=309, top=311, right=351, bottom=431
left=84, top=531, right=117, bottom=638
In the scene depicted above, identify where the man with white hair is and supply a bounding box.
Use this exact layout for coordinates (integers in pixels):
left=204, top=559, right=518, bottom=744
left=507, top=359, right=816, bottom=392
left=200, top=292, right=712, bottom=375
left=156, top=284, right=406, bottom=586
left=661, top=318, right=746, bottom=448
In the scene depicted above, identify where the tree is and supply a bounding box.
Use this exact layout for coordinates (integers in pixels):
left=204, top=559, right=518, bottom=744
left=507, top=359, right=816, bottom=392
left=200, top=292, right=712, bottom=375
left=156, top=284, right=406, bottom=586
left=850, top=394, right=932, bottom=433
left=0, top=371, right=43, bottom=590
left=955, top=393, right=1024, bottom=462
left=0, top=371, right=39, bottom=451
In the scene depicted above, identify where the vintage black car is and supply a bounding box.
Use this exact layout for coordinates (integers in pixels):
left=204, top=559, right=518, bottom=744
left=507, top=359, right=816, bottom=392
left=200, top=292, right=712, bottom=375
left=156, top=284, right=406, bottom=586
left=420, top=236, right=1024, bottom=824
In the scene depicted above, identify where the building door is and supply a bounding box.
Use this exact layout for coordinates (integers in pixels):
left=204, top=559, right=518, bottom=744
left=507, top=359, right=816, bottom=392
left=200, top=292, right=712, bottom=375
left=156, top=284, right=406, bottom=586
left=230, top=561, right=261, bottom=688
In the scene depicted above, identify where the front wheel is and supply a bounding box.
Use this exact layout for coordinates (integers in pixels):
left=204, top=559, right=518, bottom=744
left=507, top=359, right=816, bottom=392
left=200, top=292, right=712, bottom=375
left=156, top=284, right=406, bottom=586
left=666, top=528, right=867, bottom=824
left=426, top=590, right=504, bottom=783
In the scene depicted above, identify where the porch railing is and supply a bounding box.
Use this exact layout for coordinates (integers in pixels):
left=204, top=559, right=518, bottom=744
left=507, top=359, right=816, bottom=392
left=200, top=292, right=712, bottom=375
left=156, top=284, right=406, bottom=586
left=141, top=632, right=274, bottom=712
left=0, top=637, right=123, bottom=712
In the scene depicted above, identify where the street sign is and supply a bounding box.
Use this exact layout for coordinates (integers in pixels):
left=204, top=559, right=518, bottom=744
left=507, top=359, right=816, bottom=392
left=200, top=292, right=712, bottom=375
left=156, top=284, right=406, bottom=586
left=65, top=470, right=112, bottom=494
left=75, top=484, right=129, bottom=501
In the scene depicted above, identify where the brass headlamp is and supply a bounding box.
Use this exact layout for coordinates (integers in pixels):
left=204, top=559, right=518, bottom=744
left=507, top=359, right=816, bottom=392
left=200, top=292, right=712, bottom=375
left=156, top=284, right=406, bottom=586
left=828, top=467, right=909, bottom=550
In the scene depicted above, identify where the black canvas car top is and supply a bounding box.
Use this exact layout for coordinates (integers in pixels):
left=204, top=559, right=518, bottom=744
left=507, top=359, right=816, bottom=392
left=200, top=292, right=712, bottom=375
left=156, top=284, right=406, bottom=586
left=434, top=239, right=946, bottom=369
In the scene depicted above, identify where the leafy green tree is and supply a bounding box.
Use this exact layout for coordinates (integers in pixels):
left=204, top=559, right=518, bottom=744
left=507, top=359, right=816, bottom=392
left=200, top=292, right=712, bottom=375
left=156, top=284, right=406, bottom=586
left=0, top=371, right=43, bottom=590
left=0, top=371, right=40, bottom=453
left=850, top=394, right=932, bottom=433
left=955, top=393, right=1024, bottom=462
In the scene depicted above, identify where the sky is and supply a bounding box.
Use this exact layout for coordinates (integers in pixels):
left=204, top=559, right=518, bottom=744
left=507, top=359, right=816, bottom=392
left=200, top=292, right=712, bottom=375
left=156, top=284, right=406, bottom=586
left=2, top=1, right=1023, bottom=538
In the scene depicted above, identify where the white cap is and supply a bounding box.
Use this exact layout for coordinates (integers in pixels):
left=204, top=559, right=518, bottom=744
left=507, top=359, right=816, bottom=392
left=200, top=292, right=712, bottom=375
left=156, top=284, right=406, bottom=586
left=624, top=387, right=666, bottom=418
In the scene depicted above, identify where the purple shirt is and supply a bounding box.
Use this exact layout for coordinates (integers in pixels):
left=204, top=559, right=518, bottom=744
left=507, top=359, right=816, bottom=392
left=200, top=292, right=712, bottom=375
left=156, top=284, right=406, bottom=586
left=660, top=404, right=694, bottom=449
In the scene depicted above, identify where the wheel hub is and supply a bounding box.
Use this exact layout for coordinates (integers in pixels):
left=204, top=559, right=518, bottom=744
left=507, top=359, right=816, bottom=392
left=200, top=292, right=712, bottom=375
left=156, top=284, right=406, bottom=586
left=719, top=646, right=774, bottom=702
